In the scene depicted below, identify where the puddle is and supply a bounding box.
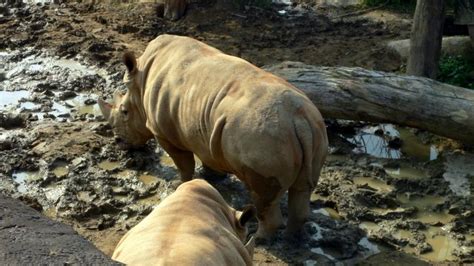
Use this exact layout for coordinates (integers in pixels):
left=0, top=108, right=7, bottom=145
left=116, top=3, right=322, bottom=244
left=363, top=222, right=458, bottom=262
left=422, top=227, right=458, bottom=262
left=312, top=207, right=342, bottom=220
left=398, top=128, right=438, bottom=161
left=348, top=124, right=401, bottom=159
left=397, top=194, right=454, bottom=224
left=12, top=170, right=42, bottom=193
left=51, top=162, right=69, bottom=178
left=385, top=164, right=429, bottom=180
left=0, top=90, right=30, bottom=108
left=310, top=193, right=329, bottom=202
left=348, top=124, right=438, bottom=161
left=77, top=191, right=94, bottom=202
left=44, top=183, right=66, bottom=203
left=371, top=207, right=406, bottom=215
left=359, top=221, right=381, bottom=233
left=0, top=49, right=108, bottom=119
left=98, top=160, right=120, bottom=171
left=393, top=229, right=413, bottom=239
left=397, top=194, right=446, bottom=210
left=116, top=170, right=135, bottom=179
left=353, top=177, right=393, bottom=192
left=138, top=174, right=159, bottom=186
left=65, top=94, right=101, bottom=116
left=159, top=153, right=175, bottom=167
left=442, top=154, right=473, bottom=197
left=400, top=226, right=459, bottom=262
left=414, top=211, right=454, bottom=225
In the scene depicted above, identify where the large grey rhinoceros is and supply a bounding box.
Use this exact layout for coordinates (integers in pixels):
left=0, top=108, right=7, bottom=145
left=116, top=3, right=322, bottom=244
left=99, top=34, right=328, bottom=239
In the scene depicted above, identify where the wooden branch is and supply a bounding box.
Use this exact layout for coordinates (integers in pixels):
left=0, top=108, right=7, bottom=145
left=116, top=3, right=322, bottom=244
left=266, top=61, right=474, bottom=145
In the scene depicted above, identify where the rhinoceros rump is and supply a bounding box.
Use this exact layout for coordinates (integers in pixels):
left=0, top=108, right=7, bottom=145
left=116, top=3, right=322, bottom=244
left=99, top=34, right=328, bottom=238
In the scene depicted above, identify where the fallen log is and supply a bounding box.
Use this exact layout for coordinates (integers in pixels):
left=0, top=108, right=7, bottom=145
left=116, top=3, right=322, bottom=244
left=265, top=62, right=474, bottom=145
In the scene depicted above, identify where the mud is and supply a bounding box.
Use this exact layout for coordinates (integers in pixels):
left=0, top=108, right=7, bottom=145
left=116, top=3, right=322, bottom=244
left=0, top=1, right=473, bottom=265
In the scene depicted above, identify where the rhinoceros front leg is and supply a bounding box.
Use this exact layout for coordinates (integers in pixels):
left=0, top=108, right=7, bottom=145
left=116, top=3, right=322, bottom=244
left=157, top=138, right=195, bottom=182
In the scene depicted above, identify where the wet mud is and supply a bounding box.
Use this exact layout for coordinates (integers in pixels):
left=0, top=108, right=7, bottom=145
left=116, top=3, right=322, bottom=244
left=1, top=1, right=473, bottom=265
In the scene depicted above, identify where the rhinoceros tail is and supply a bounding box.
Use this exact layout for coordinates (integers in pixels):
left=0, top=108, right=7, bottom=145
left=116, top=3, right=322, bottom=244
left=294, top=117, right=316, bottom=188
left=209, top=116, right=226, bottom=160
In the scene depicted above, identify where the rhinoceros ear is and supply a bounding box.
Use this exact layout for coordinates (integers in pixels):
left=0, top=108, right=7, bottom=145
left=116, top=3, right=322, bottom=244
left=122, top=51, right=137, bottom=75
left=237, top=205, right=256, bottom=228
left=98, top=98, right=113, bottom=121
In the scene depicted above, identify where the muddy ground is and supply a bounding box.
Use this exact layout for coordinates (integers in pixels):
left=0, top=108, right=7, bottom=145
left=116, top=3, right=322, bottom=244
left=0, top=1, right=473, bottom=265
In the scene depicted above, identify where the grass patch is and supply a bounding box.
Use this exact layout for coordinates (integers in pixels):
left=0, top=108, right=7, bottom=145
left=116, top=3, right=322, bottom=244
left=438, top=55, right=474, bottom=89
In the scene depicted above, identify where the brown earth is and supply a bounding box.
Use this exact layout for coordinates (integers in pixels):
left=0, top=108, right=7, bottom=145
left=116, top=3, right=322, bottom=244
left=1, top=1, right=473, bottom=265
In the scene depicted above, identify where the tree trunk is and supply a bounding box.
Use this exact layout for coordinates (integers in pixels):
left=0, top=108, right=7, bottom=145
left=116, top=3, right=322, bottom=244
left=406, top=0, right=446, bottom=79
left=266, top=62, right=474, bottom=145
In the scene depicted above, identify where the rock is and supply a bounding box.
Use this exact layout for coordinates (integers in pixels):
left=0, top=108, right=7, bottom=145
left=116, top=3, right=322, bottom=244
left=0, top=112, right=27, bottom=129
left=0, top=194, right=118, bottom=265
left=58, top=90, right=77, bottom=100
left=418, top=242, right=432, bottom=254
left=84, top=98, right=97, bottom=105
left=387, top=36, right=474, bottom=61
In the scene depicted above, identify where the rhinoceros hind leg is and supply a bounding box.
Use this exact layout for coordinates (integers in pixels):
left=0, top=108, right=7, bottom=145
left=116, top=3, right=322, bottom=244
left=254, top=196, right=284, bottom=240
left=158, top=138, right=195, bottom=182
left=285, top=187, right=311, bottom=237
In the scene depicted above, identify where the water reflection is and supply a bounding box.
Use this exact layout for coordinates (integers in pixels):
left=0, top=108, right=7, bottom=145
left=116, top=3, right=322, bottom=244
left=347, top=124, right=438, bottom=161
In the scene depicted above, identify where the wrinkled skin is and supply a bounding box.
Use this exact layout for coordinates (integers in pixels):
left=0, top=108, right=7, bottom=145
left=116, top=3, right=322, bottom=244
left=99, top=34, right=328, bottom=239
left=112, top=179, right=256, bottom=266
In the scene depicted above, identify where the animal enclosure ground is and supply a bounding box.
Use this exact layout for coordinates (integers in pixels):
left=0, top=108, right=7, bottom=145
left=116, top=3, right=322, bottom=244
left=0, top=1, right=472, bottom=264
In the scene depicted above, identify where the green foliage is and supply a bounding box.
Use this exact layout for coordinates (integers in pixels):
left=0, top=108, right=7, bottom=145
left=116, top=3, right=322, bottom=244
left=438, top=56, right=474, bottom=89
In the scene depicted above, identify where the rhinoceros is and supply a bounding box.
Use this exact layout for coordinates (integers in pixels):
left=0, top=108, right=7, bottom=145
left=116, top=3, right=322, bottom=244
left=99, top=34, right=328, bottom=238
left=112, top=179, right=256, bottom=265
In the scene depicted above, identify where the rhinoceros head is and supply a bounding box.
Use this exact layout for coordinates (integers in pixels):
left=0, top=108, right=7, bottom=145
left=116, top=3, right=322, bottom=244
left=99, top=52, right=153, bottom=149
left=234, top=205, right=257, bottom=257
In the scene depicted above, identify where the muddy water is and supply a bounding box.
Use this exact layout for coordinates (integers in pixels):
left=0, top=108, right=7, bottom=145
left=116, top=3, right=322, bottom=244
left=138, top=174, right=159, bottom=186
left=11, top=171, right=42, bottom=193
left=353, top=176, right=394, bottom=192
left=98, top=160, right=121, bottom=171
left=52, top=161, right=69, bottom=178
left=348, top=124, right=438, bottom=161
left=0, top=21, right=471, bottom=265
left=0, top=49, right=107, bottom=120
left=0, top=91, right=30, bottom=108
left=385, top=164, right=429, bottom=180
